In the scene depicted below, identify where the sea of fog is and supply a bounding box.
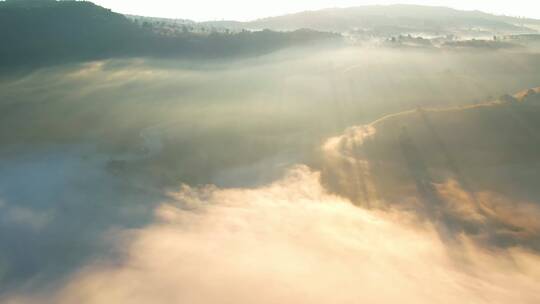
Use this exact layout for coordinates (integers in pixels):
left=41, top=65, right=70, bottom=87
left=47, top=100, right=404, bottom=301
left=1, top=46, right=540, bottom=303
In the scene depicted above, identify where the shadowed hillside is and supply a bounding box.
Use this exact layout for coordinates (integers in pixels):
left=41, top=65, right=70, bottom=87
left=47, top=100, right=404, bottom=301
left=323, top=87, right=540, bottom=250
left=0, top=0, right=340, bottom=69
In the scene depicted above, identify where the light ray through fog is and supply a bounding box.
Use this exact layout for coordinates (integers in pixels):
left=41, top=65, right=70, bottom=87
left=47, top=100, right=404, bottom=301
left=3, top=41, right=540, bottom=302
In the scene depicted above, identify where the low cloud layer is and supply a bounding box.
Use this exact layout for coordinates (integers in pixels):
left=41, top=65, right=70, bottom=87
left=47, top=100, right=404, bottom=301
left=2, top=49, right=540, bottom=303
left=5, top=166, right=540, bottom=303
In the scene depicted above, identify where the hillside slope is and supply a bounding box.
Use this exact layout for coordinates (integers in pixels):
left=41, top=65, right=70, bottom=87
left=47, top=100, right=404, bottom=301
left=0, top=1, right=144, bottom=64
left=323, top=88, right=540, bottom=249
left=0, top=1, right=340, bottom=68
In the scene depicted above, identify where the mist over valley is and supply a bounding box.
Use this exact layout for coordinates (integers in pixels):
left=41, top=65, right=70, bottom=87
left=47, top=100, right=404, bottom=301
left=1, top=1, right=540, bottom=303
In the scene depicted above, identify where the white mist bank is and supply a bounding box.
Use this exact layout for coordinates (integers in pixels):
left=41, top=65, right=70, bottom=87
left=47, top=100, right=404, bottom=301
left=5, top=166, right=540, bottom=304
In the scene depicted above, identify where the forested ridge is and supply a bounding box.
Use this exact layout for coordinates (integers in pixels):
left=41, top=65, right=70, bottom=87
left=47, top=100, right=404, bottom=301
left=0, top=0, right=339, bottom=68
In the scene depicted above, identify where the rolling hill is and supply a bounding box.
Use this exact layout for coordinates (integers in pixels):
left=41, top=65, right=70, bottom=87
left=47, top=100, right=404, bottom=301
left=0, top=0, right=339, bottom=68
left=204, top=5, right=540, bottom=35
left=322, top=87, right=540, bottom=250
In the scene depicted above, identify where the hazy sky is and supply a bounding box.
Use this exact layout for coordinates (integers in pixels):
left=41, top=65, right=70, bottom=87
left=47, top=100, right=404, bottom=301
left=91, top=0, right=540, bottom=21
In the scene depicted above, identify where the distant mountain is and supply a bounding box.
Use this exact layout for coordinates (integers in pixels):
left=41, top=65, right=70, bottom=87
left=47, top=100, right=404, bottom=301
left=203, top=5, right=540, bottom=35
left=0, top=1, right=339, bottom=68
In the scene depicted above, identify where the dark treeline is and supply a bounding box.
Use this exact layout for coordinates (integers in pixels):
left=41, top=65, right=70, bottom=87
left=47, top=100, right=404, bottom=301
left=0, top=0, right=340, bottom=69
